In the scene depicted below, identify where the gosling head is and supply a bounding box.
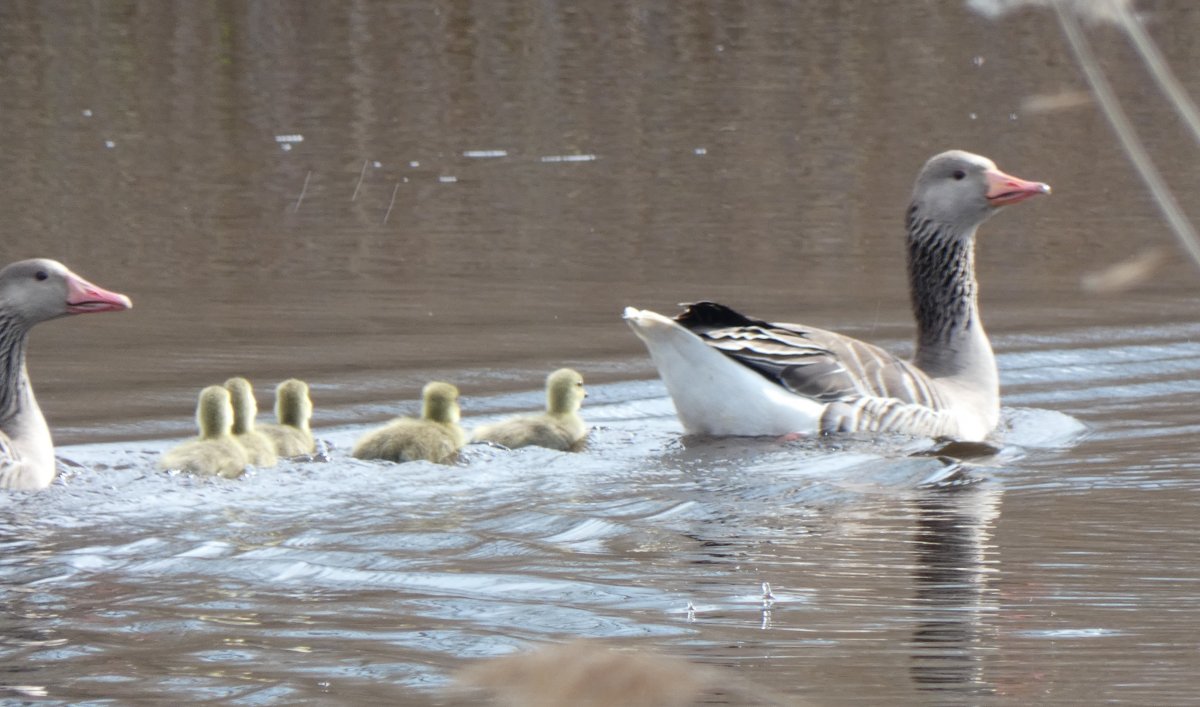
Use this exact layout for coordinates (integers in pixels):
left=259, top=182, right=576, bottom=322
left=196, top=385, right=234, bottom=440
left=421, top=381, right=461, bottom=424
left=275, top=379, right=313, bottom=430
left=546, top=368, right=586, bottom=415
left=223, top=377, right=258, bottom=434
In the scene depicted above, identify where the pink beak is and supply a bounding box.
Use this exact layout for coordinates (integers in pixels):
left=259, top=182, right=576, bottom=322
left=985, top=168, right=1051, bottom=207
left=65, top=272, right=132, bottom=314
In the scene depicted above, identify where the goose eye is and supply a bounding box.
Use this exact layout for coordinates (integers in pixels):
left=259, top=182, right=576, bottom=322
left=34, top=271, right=48, bottom=281
left=952, top=170, right=966, bottom=181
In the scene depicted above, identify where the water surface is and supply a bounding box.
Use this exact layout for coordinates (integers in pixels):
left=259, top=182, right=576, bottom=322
left=1, top=1, right=1199, bottom=704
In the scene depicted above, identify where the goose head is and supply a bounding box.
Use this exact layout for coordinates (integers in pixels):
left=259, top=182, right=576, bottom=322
left=275, top=378, right=313, bottom=429
left=421, top=381, right=461, bottom=424
left=196, top=385, right=234, bottom=440
left=223, top=377, right=258, bottom=434
left=911, top=151, right=1050, bottom=235
left=546, top=368, right=586, bottom=415
left=0, top=258, right=131, bottom=326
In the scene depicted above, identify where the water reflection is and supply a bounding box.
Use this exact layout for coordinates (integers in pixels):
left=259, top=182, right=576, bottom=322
left=908, top=476, right=1002, bottom=701
left=0, top=536, right=60, bottom=702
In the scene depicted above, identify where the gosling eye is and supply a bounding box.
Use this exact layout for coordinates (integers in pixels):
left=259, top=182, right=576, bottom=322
left=34, top=270, right=48, bottom=281
left=952, top=169, right=966, bottom=181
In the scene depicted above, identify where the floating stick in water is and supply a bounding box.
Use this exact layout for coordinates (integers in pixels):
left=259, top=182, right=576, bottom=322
left=292, top=170, right=312, bottom=213
left=351, top=159, right=369, bottom=201
left=383, top=182, right=400, bottom=224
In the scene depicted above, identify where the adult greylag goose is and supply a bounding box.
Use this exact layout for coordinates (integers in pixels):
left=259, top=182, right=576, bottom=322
left=223, top=377, right=278, bottom=467
left=472, top=368, right=589, bottom=451
left=158, top=385, right=247, bottom=479
left=623, top=150, right=1050, bottom=442
left=0, top=259, right=131, bottom=490
left=257, top=378, right=316, bottom=457
left=352, top=381, right=466, bottom=464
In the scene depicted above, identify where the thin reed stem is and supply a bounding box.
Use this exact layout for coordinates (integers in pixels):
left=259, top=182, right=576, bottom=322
left=1115, top=3, right=1200, bottom=146
left=1055, top=2, right=1200, bottom=269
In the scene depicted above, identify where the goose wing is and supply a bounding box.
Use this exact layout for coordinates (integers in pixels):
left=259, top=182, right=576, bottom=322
left=675, top=301, right=946, bottom=409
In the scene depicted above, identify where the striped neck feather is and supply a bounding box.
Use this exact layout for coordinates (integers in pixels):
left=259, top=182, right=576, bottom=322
left=906, top=205, right=980, bottom=365
left=0, top=313, right=31, bottom=429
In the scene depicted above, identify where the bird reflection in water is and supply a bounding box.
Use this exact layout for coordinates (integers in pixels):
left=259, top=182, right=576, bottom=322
left=907, top=475, right=1002, bottom=701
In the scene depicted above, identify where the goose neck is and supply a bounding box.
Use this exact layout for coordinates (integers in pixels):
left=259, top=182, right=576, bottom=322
left=906, top=211, right=986, bottom=373
left=0, top=313, right=31, bottom=428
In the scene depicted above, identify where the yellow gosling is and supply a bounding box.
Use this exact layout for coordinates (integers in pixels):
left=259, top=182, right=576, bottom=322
left=159, top=386, right=248, bottom=479
left=257, top=378, right=316, bottom=457
left=352, top=381, right=466, bottom=465
left=223, top=377, right=278, bottom=467
left=472, top=368, right=588, bottom=451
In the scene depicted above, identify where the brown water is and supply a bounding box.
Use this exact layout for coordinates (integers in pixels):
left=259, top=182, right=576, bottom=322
left=2, top=1, right=1200, bottom=704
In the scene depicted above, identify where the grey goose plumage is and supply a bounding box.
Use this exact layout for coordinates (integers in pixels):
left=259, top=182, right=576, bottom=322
left=0, top=259, right=131, bottom=490
left=624, top=150, right=1050, bottom=441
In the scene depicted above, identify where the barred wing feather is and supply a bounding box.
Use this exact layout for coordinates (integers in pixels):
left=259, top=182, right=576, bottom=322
left=0, top=432, right=25, bottom=489
left=820, top=397, right=959, bottom=438
left=697, top=324, right=850, bottom=401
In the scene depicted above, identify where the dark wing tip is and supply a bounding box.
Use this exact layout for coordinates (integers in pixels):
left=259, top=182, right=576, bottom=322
left=674, top=301, right=767, bottom=331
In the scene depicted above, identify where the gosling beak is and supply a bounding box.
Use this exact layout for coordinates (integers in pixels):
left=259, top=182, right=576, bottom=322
left=65, top=272, right=132, bottom=314
left=985, top=168, right=1051, bottom=207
